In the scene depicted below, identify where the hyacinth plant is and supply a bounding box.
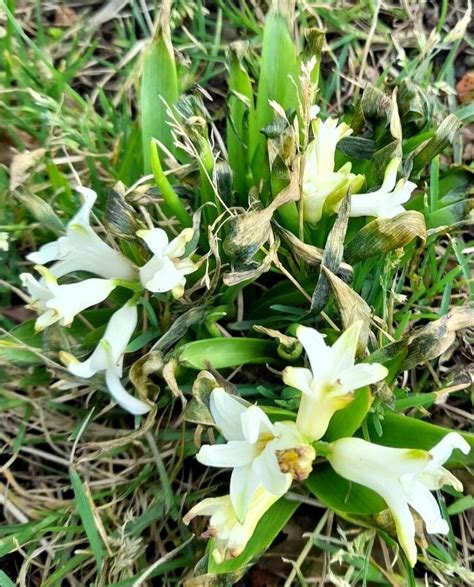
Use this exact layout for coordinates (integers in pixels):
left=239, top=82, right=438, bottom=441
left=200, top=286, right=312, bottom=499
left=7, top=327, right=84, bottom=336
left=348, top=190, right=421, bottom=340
left=1, top=0, right=473, bottom=584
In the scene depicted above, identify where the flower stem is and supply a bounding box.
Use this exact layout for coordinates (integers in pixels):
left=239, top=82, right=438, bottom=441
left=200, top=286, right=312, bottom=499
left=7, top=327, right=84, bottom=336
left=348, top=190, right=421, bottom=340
left=312, top=440, right=331, bottom=457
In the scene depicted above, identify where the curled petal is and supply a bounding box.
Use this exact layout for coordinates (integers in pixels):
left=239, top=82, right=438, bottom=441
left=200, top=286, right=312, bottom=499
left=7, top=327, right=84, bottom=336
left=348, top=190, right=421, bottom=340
left=105, top=369, right=150, bottom=415
left=427, top=432, right=470, bottom=469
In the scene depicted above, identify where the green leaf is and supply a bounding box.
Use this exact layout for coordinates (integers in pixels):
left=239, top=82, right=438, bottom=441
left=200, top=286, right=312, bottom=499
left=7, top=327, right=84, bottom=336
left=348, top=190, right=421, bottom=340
left=177, top=338, right=278, bottom=370
left=325, top=387, right=372, bottom=441
left=0, top=319, right=43, bottom=364
left=140, top=14, right=179, bottom=173
left=0, top=571, right=16, bottom=587
left=208, top=497, right=299, bottom=575
left=250, top=3, right=299, bottom=182
left=227, top=41, right=255, bottom=201
left=70, top=467, right=105, bottom=568
left=306, top=463, right=385, bottom=515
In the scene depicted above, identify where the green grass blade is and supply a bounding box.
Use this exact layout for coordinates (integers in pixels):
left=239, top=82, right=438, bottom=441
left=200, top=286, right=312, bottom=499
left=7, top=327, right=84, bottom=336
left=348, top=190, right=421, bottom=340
left=70, top=467, right=105, bottom=568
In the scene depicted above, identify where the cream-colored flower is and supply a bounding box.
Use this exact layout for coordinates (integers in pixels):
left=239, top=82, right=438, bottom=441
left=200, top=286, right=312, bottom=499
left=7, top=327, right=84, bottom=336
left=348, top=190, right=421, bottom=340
left=350, top=158, right=416, bottom=218
left=21, top=266, right=116, bottom=331
left=327, top=433, right=470, bottom=566
left=27, top=187, right=136, bottom=280
left=183, top=485, right=284, bottom=563
left=303, top=117, right=364, bottom=224
left=137, top=227, right=197, bottom=298
left=283, top=322, right=387, bottom=441
left=197, top=388, right=314, bottom=521
left=60, top=301, right=150, bottom=415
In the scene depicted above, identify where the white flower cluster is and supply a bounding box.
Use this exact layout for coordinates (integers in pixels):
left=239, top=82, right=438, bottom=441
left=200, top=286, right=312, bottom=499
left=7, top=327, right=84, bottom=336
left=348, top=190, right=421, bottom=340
left=302, top=116, right=417, bottom=223
left=185, top=322, right=470, bottom=567
left=21, top=187, right=197, bottom=414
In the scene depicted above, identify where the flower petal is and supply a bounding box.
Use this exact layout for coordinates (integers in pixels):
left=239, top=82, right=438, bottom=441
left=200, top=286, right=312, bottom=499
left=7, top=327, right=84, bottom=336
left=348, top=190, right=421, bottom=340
left=164, top=228, right=194, bottom=258
left=196, top=441, right=257, bottom=468
left=141, top=256, right=186, bottom=293
left=46, top=278, right=116, bottom=326
left=230, top=465, right=259, bottom=522
left=401, top=477, right=449, bottom=535
left=296, top=325, right=331, bottom=379
left=26, top=239, right=62, bottom=265
left=137, top=228, right=169, bottom=256
left=72, top=186, right=97, bottom=228
left=105, top=369, right=150, bottom=415
left=328, top=321, right=361, bottom=373
left=282, top=367, right=313, bottom=396
left=379, top=157, right=399, bottom=193
left=382, top=484, right=417, bottom=567
left=240, top=405, right=274, bottom=444
left=427, top=432, right=470, bottom=469
left=209, top=388, right=247, bottom=441
left=182, top=495, right=232, bottom=526
left=253, top=445, right=292, bottom=496
left=102, top=302, right=138, bottom=366
left=337, top=363, right=388, bottom=394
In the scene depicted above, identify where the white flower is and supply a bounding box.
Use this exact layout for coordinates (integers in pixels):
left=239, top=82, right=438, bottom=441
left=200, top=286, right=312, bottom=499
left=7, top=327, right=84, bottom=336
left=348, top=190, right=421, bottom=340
left=196, top=388, right=315, bottom=521
left=0, top=232, right=9, bottom=252
left=21, top=265, right=116, bottom=331
left=303, top=117, right=364, bottom=224
left=60, top=302, right=150, bottom=415
left=350, top=158, right=416, bottom=218
left=183, top=485, right=282, bottom=563
left=327, top=433, right=471, bottom=566
left=27, top=187, right=137, bottom=280
left=137, top=227, right=197, bottom=298
left=282, top=322, right=387, bottom=441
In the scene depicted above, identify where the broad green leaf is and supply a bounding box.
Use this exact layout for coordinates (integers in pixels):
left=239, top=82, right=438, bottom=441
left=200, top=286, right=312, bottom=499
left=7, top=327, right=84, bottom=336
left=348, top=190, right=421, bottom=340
left=0, top=571, right=16, bottom=587
left=207, top=497, right=299, bottom=575
left=306, top=463, right=385, bottom=515
left=250, top=2, right=299, bottom=182
left=177, top=338, right=278, bottom=370
left=324, top=387, right=373, bottom=441
left=0, top=319, right=43, bottom=364
left=70, top=467, right=105, bottom=568
left=140, top=6, right=179, bottom=173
